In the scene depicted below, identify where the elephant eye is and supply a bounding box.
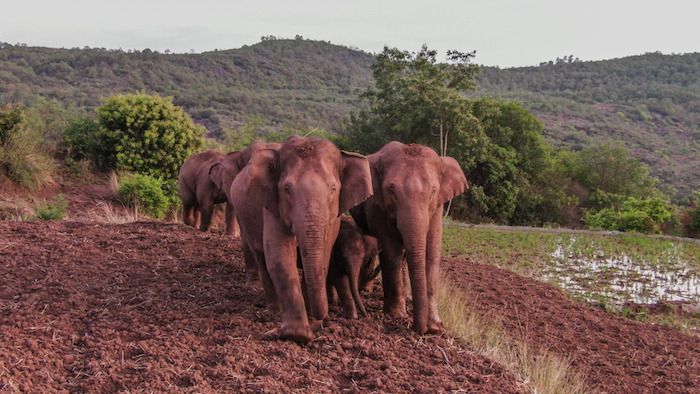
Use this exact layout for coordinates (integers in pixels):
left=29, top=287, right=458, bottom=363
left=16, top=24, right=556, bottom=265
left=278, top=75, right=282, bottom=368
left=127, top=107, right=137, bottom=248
left=284, top=184, right=292, bottom=195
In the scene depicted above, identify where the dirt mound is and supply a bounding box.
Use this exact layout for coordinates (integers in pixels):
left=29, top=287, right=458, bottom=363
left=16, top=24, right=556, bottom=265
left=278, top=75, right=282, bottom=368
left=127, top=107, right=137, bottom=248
left=0, top=221, right=519, bottom=392
left=1, top=221, right=699, bottom=392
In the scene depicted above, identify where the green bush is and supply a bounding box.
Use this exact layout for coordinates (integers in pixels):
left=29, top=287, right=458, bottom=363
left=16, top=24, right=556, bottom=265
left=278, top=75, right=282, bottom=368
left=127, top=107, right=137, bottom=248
left=117, top=173, right=172, bottom=219
left=97, top=93, right=204, bottom=180
left=62, top=116, right=112, bottom=169
left=583, top=195, right=673, bottom=234
left=33, top=194, right=68, bottom=221
left=0, top=104, right=55, bottom=188
left=583, top=207, right=620, bottom=231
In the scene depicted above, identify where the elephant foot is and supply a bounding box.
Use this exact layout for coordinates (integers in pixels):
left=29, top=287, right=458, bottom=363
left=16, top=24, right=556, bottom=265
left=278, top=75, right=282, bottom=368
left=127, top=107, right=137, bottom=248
left=426, top=320, right=445, bottom=335
left=384, top=303, right=408, bottom=318
left=343, top=310, right=359, bottom=320
left=279, top=322, right=314, bottom=343
left=245, top=272, right=261, bottom=288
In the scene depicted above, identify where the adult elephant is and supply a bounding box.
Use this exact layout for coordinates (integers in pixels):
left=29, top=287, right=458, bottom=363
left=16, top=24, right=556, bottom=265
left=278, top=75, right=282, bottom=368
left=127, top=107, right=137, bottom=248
left=230, top=136, right=372, bottom=342
left=350, top=141, right=468, bottom=335
left=178, top=150, right=238, bottom=236
left=178, top=145, right=266, bottom=237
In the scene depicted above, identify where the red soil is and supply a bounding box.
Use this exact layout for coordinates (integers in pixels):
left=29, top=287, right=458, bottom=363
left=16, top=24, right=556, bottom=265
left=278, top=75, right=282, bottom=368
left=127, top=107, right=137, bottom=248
left=1, top=220, right=699, bottom=392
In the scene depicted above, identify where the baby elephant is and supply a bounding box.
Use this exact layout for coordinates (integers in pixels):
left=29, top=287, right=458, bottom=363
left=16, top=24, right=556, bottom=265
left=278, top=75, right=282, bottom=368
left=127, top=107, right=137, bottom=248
left=328, top=217, right=381, bottom=319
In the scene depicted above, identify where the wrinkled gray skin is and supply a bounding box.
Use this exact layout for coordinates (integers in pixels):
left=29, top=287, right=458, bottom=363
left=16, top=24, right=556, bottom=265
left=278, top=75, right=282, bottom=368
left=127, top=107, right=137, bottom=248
left=327, top=216, right=381, bottom=319
left=178, top=150, right=240, bottom=236
left=230, top=136, right=372, bottom=342
left=351, top=141, right=468, bottom=335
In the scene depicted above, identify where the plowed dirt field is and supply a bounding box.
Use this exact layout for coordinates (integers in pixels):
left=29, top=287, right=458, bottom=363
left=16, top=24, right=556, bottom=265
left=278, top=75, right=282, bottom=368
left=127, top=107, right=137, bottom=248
left=1, top=220, right=699, bottom=392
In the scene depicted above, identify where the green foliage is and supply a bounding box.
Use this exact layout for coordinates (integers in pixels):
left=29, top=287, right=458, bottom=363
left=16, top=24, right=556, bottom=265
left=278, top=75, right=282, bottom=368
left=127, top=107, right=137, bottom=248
left=474, top=52, right=700, bottom=201
left=566, top=144, right=657, bottom=197
left=61, top=116, right=116, bottom=170
left=0, top=104, right=23, bottom=144
left=96, top=93, right=204, bottom=179
left=117, top=173, right=173, bottom=219
left=683, top=192, right=700, bottom=237
left=344, top=45, right=479, bottom=154
left=32, top=194, right=68, bottom=221
left=583, top=193, right=673, bottom=234
left=0, top=103, right=55, bottom=188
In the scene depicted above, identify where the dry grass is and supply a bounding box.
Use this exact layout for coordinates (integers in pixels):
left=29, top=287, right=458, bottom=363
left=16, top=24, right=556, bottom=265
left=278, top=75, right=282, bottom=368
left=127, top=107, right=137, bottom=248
left=438, top=278, right=587, bottom=394
left=82, top=200, right=141, bottom=224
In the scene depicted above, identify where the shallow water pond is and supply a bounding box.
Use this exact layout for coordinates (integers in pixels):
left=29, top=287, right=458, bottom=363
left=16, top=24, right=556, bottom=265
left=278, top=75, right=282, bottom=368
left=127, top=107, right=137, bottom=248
left=545, top=237, right=700, bottom=305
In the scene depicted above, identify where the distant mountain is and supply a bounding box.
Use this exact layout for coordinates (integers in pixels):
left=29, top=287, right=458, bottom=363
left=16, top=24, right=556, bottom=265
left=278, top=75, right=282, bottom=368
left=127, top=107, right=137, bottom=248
left=0, top=38, right=375, bottom=134
left=1, top=40, right=698, bottom=199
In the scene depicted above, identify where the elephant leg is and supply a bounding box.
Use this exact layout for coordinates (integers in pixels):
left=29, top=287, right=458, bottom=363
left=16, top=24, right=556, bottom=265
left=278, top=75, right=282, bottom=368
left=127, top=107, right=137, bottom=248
left=326, top=275, right=336, bottom=307
left=378, top=238, right=407, bottom=318
left=263, top=209, right=312, bottom=342
left=182, top=203, right=197, bottom=227
left=329, top=260, right=357, bottom=319
left=425, top=209, right=445, bottom=334
left=224, top=201, right=240, bottom=237
left=199, top=200, right=215, bottom=232
left=243, top=242, right=261, bottom=288
left=348, top=259, right=367, bottom=317
left=337, top=274, right=357, bottom=319
left=192, top=208, right=201, bottom=228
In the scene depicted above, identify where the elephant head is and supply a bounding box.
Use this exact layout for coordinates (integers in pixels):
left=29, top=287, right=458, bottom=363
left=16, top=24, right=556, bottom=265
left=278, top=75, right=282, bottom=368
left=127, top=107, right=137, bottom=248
left=354, top=141, right=468, bottom=335
left=233, top=136, right=372, bottom=342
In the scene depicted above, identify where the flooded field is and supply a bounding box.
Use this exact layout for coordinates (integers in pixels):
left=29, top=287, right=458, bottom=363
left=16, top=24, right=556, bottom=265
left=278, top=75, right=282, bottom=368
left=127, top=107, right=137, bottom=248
left=547, top=237, right=700, bottom=305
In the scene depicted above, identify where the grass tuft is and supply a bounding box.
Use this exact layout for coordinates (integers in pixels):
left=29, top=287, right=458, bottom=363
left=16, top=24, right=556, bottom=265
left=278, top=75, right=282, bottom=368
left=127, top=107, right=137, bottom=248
left=438, top=278, right=587, bottom=394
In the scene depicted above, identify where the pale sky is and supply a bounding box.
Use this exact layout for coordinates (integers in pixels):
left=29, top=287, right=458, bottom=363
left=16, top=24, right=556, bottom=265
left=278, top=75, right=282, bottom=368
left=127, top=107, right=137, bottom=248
left=2, top=0, right=698, bottom=68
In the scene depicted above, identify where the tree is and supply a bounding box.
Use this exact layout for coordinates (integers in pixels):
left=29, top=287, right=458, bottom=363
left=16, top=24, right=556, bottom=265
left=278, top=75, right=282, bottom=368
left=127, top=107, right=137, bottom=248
left=344, top=45, right=479, bottom=155
left=96, top=93, right=205, bottom=180
left=345, top=47, right=563, bottom=225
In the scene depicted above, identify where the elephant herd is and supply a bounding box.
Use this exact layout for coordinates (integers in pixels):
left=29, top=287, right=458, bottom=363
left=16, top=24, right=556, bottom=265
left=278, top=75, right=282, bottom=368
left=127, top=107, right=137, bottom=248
left=178, top=136, right=468, bottom=342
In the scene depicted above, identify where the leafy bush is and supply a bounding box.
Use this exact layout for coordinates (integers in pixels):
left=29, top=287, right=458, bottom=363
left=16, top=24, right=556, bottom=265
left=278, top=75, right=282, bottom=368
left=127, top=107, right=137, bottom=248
left=62, top=116, right=114, bottom=170
left=33, top=194, right=68, bottom=221
left=96, top=93, right=204, bottom=180
left=0, top=104, right=55, bottom=188
left=117, top=173, right=173, bottom=219
left=583, top=195, right=673, bottom=234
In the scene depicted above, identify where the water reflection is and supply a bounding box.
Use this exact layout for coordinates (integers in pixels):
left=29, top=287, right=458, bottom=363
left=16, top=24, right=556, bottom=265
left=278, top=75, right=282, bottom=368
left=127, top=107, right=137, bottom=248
left=546, top=237, right=700, bottom=304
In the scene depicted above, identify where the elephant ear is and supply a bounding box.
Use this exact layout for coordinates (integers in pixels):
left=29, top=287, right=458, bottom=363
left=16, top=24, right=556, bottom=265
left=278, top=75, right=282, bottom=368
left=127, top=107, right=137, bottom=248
left=338, top=151, right=373, bottom=215
left=235, top=149, right=280, bottom=217
left=208, top=162, right=223, bottom=190
left=217, top=151, right=245, bottom=193
left=258, top=149, right=281, bottom=218
left=438, top=156, right=469, bottom=205
left=366, top=151, right=386, bottom=210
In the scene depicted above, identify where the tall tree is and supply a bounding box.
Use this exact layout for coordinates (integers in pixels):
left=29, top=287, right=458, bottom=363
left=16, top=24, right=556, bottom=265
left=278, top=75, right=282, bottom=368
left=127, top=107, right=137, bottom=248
left=344, top=45, right=479, bottom=155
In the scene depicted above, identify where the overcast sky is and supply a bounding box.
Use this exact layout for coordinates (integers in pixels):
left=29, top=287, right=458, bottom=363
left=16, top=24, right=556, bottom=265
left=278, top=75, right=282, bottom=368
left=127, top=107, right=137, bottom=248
left=2, top=0, right=698, bottom=68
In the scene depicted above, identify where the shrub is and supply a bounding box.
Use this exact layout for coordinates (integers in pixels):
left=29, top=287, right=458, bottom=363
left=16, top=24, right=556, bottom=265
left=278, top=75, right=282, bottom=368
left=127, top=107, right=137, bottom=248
left=117, top=173, right=172, bottom=219
left=96, top=93, right=204, bottom=180
left=0, top=104, right=55, bottom=188
left=33, top=194, right=68, bottom=221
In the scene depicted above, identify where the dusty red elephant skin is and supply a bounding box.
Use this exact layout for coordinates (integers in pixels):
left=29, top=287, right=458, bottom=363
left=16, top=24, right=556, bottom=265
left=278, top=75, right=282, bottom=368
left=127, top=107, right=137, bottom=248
left=0, top=221, right=519, bottom=392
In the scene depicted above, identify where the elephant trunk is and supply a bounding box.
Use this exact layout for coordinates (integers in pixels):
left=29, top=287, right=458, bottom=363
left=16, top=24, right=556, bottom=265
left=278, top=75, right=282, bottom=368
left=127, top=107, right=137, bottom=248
left=396, top=207, right=430, bottom=334
left=294, top=209, right=332, bottom=322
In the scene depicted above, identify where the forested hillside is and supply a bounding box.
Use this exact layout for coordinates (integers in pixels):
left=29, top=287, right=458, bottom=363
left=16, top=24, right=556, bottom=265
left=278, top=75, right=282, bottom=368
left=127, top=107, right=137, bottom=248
left=0, top=39, right=698, bottom=199
left=0, top=38, right=374, bottom=135
left=474, top=53, right=700, bottom=200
